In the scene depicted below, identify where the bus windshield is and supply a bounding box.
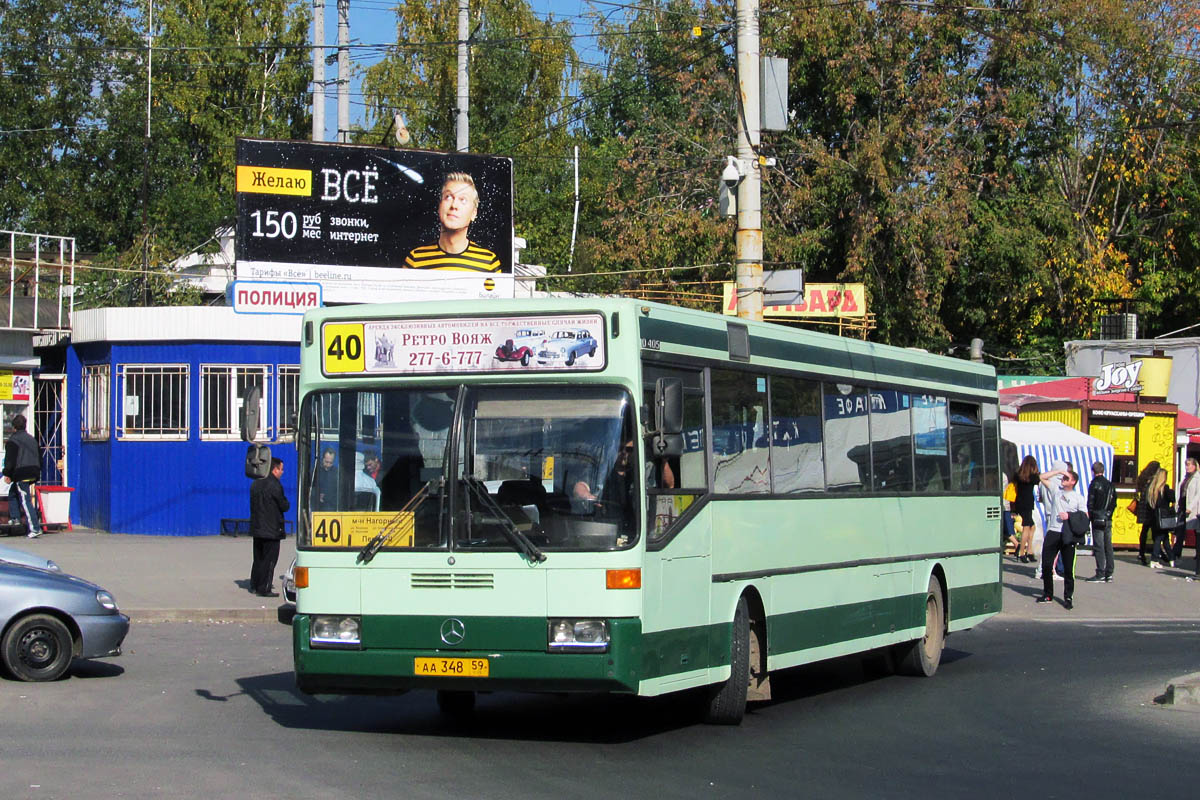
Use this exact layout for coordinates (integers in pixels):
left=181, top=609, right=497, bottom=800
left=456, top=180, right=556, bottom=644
left=301, top=384, right=638, bottom=552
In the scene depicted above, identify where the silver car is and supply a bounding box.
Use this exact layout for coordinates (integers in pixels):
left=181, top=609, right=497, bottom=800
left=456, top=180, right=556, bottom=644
left=278, top=557, right=297, bottom=625
left=0, top=561, right=130, bottom=682
left=0, top=544, right=60, bottom=573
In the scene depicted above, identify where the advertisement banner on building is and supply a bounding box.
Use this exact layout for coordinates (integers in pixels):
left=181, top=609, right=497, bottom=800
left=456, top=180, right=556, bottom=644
left=235, top=138, right=514, bottom=304
left=0, top=370, right=31, bottom=401
left=722, top=282, right=866, bottom=318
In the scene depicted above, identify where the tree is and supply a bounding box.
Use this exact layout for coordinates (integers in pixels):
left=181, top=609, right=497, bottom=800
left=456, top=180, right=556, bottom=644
left=0, top=0, right=141, bottom=246
left=360, top=0, right=577, bottom=268
left=570, top=0, right=735, bottom=302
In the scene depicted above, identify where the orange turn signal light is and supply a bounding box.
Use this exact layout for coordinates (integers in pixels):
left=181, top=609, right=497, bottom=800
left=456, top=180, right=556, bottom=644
left=294, top=566, right=309, bottom=589
left=606, top=568, right=641, bottom=589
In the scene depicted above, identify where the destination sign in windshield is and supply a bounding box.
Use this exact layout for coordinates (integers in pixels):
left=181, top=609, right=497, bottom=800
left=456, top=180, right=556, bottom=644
left=321, top=313, right=606, bottom=376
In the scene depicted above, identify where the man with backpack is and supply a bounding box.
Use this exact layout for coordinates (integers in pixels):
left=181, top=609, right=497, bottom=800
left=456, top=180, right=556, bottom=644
left=1086, top=460, right=1118, bottom=583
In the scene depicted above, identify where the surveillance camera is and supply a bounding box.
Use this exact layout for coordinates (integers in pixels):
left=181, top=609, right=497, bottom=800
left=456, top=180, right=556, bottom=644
left=721, top=156, right=741, bottom=188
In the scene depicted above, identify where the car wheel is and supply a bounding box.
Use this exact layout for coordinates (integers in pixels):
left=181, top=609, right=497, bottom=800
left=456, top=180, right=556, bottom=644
left=2, top=613, right=74, bottom=682
left=521, top=352, right=530, bottom=367
left=566, top=352, right=576, bottom=367
left=589, top=347, right=596, bottom=358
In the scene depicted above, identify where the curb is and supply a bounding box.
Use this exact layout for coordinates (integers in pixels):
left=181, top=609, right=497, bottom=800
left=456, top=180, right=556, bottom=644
left=127, top=608, right=286, bottom=624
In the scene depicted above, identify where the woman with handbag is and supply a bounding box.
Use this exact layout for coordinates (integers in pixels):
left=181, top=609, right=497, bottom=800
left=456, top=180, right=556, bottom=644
left=1135, top=460, right=1160, bottom=565
left=1178, top=457, right=1199, bottom=576
left=1146, top=467, right=1177, bottom=569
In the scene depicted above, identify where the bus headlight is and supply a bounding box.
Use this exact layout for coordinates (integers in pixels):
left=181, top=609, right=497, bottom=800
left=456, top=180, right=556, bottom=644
left=547, top=619, right=609, bottom=652
left=310, top=615, right=361, bottom=649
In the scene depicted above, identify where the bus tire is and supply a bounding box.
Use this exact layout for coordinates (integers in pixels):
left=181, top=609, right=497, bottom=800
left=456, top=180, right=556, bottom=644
left=436, top=689, right=476, bottom=717
left=895, top=577, right=945, bottom=677
left=704, top=595, right=749, bottom=725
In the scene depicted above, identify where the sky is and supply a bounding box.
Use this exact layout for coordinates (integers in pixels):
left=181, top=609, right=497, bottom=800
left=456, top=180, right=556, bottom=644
left=311, top=0, right=624, bottom=142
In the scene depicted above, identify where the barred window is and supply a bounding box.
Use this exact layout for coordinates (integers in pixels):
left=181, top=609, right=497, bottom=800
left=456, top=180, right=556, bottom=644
left=82, top=364, right=111, bottom=440
left=278, top=365, right=300, bottom=441
left=118, top=365, right=189, bottom=440
left=201, top=365, right=270, bottom=441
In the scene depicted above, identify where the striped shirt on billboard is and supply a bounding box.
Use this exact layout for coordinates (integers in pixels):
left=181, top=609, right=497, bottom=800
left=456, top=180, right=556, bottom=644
left=404, top=242, right=501, bottom=273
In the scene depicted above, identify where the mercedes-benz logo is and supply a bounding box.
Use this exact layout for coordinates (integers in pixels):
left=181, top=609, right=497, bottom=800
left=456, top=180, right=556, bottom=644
left=439, top=618, right=466, bottom=646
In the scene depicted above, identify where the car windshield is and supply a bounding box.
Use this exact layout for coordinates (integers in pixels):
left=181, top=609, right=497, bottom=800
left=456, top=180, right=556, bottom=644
left=300, top=384, right=638, bottom=552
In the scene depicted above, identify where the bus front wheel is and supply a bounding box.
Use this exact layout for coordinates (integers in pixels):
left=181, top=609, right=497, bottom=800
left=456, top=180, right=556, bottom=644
left=895, top=576, right=945, bottom=677
left=703, top=595, right=749, bottom=724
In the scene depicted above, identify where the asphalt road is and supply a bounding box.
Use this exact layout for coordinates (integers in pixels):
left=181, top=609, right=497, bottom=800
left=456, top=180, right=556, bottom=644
left=2, top=618, right=1198, bottom=800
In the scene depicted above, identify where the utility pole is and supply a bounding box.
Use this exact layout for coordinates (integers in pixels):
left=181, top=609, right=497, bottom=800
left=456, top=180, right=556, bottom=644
left=734, top=0, right=763, bottom=321
left=141, top=0, right=153, bottom=307
left=312, top=0, right=325, bottom=141
left=456, top=0, right=470, bottom=152
left=337, top=0, right=350, bottom=143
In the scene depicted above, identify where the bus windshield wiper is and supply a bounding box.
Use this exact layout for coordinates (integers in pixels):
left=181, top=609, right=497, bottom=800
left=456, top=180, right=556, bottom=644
left=463, top=477, right=547, bottom=564
left=356, top=478, right=438, bottom=565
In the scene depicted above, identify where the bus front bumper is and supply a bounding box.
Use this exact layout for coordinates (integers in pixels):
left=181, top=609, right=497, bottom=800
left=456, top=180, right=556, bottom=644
left=292, top=614, right=642, bottom=695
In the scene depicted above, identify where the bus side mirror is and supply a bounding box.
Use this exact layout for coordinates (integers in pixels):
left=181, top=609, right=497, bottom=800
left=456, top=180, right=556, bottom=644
left=241, top=385, right=271, bottom=478
left=654, top=378, right=683, bottom=435
left=245, top=444, right=272, bottom=479
left=651, top=377, right=684, bottom=457
left=240, top=385, right=262, bottom=443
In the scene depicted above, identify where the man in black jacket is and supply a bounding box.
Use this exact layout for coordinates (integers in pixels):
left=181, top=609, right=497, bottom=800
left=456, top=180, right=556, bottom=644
left=249, top=457, right=289, bottom=597
left=1086, top=460, right=1118, bottom=583
left=3, top=414, right=42, bottom=538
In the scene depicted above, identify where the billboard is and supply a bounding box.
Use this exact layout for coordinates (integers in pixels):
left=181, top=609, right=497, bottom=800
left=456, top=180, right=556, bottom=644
left=235, top=138, right=514, bottom=304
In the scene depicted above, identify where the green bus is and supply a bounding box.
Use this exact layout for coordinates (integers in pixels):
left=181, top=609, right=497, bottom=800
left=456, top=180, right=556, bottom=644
left=291, top=297, right=1001, bottom=723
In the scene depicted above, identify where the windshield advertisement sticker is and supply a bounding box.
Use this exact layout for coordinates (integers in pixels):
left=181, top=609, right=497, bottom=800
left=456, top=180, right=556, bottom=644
left=322, top=314, right=606, bottom=375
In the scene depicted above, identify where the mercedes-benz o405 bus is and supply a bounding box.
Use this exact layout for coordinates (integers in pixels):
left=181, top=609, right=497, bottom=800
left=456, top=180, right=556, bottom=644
left=289, top=298, right=1001, bottom=723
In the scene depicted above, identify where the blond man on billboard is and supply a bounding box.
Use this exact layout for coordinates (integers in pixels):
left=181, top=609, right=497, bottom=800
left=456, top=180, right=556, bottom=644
left=404, top=172, right=500, bottom=273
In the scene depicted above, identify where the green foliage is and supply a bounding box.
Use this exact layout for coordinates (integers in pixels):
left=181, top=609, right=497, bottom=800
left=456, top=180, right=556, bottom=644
left=0, top=0, right=310, bottom=305
left=2, top=0, right=1197, bottom=365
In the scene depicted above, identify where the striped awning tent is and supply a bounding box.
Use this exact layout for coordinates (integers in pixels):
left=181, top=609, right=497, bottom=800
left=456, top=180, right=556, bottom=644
left=1001, top=421, right=1115, bottom=532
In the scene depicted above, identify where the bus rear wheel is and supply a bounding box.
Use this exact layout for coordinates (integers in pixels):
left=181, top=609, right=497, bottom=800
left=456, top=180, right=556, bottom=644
left=895, top=577, right=945, bottom=677
left=703, top=596, right=749, bottom=724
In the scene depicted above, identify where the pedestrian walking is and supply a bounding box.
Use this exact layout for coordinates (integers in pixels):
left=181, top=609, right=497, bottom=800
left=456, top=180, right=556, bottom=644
left=1036, top=467, right=1086, bottom=610
left=1179, top=458, right=1200, bottom=578
left=1173, top=457, right=1197, bottom=568
left=249, top=457, right=289, bottom=597
left=1134, top=461, right=1160, bottom=565
left=1146, top=467, right=1176, bottom=569
left=3, top=414, right=43, bottom=538
left=1086, top=460, right=1118, bottom=583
